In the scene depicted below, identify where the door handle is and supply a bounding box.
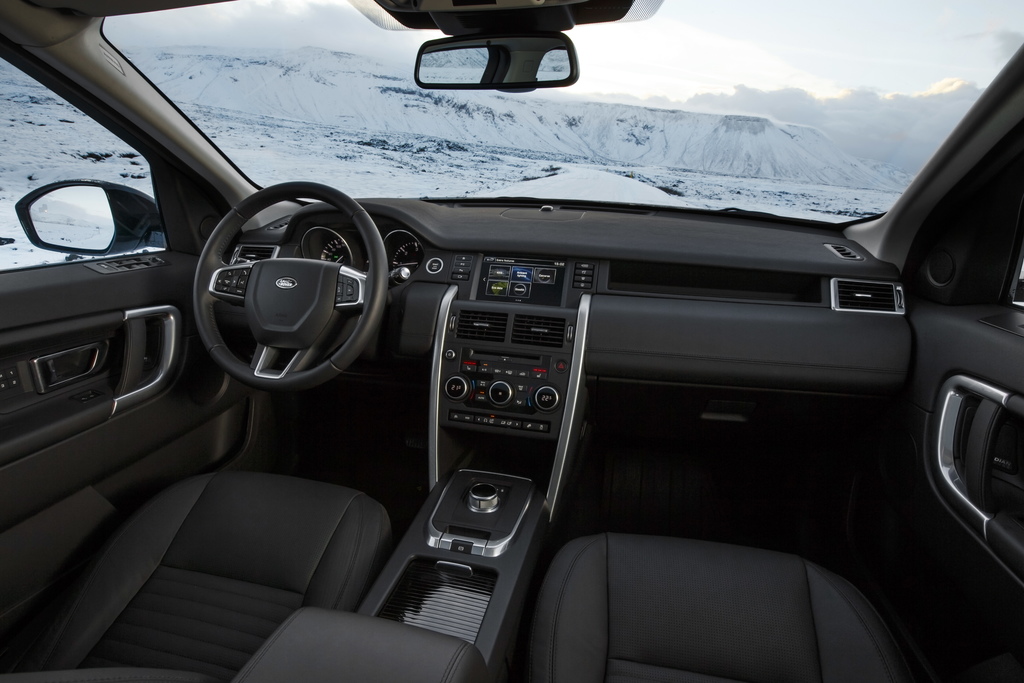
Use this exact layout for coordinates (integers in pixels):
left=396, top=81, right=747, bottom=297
left=29, top=341, right=109, bottom=393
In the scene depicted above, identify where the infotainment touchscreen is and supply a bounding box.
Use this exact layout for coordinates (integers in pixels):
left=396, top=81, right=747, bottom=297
left=475, top=255, right=566, bottom=306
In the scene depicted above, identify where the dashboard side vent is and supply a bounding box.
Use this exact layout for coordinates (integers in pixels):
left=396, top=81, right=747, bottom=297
left=231, top=245, right=279, bottom=264
left=831, top=279, right=905, bottom=314
left=825, top=243, right=864, bottom=261
left=456, top=311, right=508, bottom=342
left=511, top=315, right=566, bottom=348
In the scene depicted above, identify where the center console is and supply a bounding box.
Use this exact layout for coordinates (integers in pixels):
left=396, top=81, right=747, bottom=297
left=359, top=253, right=594, bottom=681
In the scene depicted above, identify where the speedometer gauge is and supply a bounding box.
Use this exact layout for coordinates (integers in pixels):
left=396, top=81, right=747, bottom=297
left=320, top=236, right=351, bottom=264
left=384, top=230, right=424, bottom=274
left=301, top=226, right=352, bottom=266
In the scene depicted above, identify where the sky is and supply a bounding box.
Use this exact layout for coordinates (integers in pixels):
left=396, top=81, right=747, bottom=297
left=105, top=0, right=1024, bottom=173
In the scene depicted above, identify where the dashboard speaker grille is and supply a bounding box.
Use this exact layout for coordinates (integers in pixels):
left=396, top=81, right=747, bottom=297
left=378, top=560, right=496, bottom=642
left=456, top=310, right=508, bottom=342
left=832, top=279, right=904, bottom=314
left=512, top=314, right=566, bottom=348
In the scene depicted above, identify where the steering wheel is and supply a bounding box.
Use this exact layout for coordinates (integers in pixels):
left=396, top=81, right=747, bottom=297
left=193, top=182, right=387, bottom=391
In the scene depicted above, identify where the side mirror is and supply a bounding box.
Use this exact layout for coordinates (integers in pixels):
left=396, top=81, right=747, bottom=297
left=15, top=181, right=162, bottom=256
left=415, top=33, right=579, bottom=91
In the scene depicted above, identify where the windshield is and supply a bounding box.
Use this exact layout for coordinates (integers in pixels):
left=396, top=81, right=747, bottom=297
left=103, top=0, right=1024, bottom=223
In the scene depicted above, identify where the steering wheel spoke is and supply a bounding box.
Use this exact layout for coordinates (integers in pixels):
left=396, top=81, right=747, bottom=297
left=335, top=264, right=367, bottom=311
left=250, top=344, right=315, bottom=380
left=209, top=262, right=253, bottom=304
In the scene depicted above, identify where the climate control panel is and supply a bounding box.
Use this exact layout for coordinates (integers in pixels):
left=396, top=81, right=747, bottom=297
left=439, top=346, right=571, bottom=439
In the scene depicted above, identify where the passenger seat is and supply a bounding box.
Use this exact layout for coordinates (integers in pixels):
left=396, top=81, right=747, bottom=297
left=531, top=533, right=913, bottom=683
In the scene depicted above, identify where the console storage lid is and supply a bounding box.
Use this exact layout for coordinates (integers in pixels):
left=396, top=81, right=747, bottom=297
left=232, top=608, right=488, bottom=683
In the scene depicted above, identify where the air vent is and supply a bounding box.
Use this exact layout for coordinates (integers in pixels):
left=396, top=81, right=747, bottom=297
left=831, top=279, right=905, bottom=314
left=456, top=311, right=508, bottom=342
left=511, top=314, right=567, bottom=348
left=825, top=243, right=864, bottom=260
left=231, top=245, right=279, bottom=264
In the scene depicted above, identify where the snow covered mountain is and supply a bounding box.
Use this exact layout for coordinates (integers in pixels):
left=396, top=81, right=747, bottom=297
left=128, top=46, right=910, bottom=191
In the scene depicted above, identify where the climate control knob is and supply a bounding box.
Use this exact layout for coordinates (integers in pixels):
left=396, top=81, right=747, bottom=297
left=533, top=385, right=560, bottom=413
left=444, top=375, right=471, bottom=402
left=488, top=380, right=514, bottom=407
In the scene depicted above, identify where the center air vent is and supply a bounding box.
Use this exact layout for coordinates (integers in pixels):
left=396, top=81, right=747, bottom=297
left=456, top=311, right=508, bottom=342
left=231, top=245, right=279, bottom=264
left=511, top=314, right=566, bottom=348
left=831, top=279, right=905, bottom=314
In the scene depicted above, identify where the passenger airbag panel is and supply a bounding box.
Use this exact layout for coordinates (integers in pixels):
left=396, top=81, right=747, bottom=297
left=586, top=295, right=910, bottom=393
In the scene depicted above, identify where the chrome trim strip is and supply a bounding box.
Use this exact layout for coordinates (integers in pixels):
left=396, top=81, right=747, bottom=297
left=545, top=293, right=591, bottom=520
left=425, top=470, right=534, bottom=558
left=252, top=345, right=305, bottom=380
left=936, top=375, right=1009, bottom=538
left=830, top=277, right=906, bottom=315
left=428, top=285, right=460, bottom=489
left=112, top=305, right=181, bottom=415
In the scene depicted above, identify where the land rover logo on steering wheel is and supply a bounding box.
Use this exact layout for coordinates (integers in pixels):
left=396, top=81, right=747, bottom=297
left=275, top=277, right=298, bottom=290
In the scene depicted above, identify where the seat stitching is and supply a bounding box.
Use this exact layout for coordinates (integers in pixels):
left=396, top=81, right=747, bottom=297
left=96, top=637, right=241, bottom=674
left=801, top=562, right=825, bottom=683
left=440, top=641, right=469, bottom=683
left=148, top=571, right=301, bottom=608
left=805, top=562, right=899, bottom=683
left=331, top=493, right=364, bottom=610
left=20, top=676, right=220, bottom=683
left=352, top=501, right=389, bottom=603
left=531, top=535, right=603, bottom=683
left=37, top=476, right=213, bottom=669
left=118, top=605, right=278, bottom=639
left=231, top=609, right=303, bottom=683
left=107, top=618, right=264, bottom=654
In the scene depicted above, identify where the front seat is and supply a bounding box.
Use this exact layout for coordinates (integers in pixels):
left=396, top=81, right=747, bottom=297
left=531, top=533, right=914, bottom=683
left=7, top=472, right=391, bottom=681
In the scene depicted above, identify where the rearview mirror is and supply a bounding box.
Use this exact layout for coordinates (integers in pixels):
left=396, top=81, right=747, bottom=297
left=415, top=33, right=579, bottom=91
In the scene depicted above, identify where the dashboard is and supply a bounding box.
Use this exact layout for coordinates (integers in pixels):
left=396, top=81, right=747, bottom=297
left=220, top=195, right=913, bottom=513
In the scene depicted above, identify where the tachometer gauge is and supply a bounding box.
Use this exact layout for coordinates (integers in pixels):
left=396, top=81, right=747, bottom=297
left=384, top=230, right=424, bottom=277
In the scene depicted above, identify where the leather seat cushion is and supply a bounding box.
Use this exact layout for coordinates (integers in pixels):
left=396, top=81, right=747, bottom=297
left=531, top=533, right=913, bottom=683
left=15, top=472, right=390, bottom=681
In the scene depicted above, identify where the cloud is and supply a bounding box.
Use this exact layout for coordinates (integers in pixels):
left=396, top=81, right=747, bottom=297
left=681, top=79, right=982, bottom=173
left=105, top=1, right=429, bottom=68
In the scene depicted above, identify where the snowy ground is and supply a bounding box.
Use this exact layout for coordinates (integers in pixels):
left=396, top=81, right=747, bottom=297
left=1, top=56, right=902, bottom=272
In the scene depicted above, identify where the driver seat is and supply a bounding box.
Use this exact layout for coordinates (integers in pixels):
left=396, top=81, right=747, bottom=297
left=6, top=472, right=391, bottom=681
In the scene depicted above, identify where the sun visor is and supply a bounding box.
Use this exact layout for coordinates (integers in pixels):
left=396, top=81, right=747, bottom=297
left=359, top=0, right=663, bottom=33
left=28, top=0, right=232, bottom=17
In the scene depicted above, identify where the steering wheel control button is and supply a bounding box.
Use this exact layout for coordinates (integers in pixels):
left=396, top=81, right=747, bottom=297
left=468, top=482, right=500, bottom=513
left=444, top=375, right=471, bottom=402
left=534, top=386, right=560, bottom=412
left=335, top=275, right=360, bottom=304
left=426, top=257, right=444, bottom=274
left=488, top=380, right=514, bottom=407
left=214, top=266, right=251, bottom=296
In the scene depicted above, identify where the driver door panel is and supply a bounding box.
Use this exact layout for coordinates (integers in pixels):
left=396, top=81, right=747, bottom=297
left=0, top=255, right=255, bottom=647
